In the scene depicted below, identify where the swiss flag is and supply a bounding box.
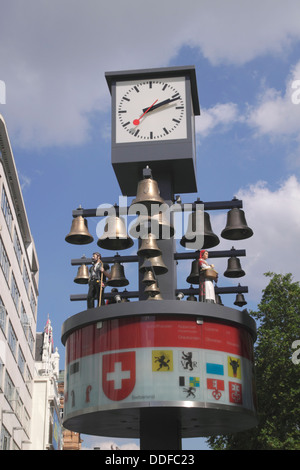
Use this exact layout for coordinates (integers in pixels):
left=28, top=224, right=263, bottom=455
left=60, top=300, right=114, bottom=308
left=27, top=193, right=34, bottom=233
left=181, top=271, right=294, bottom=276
left=102, top=351, right=136, bottom=401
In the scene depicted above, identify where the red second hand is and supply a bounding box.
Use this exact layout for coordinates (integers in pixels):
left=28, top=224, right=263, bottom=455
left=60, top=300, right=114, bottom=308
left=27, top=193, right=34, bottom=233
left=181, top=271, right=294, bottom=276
left=133, top=99, right=158, bottom=126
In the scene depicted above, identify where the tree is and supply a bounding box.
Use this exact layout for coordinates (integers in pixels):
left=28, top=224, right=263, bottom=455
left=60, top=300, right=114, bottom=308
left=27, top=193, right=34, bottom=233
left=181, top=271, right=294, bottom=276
left=207, top=272, right=300, bottom=450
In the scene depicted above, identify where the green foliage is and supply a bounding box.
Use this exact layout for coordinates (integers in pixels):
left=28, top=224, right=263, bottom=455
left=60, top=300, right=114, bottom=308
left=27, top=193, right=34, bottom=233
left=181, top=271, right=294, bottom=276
left=207, top=272, right=300, bottom=450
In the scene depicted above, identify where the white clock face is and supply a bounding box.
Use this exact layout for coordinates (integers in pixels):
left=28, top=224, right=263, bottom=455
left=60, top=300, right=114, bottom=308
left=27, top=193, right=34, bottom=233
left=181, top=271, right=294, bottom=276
left=115, top=76, right=187, bottom=143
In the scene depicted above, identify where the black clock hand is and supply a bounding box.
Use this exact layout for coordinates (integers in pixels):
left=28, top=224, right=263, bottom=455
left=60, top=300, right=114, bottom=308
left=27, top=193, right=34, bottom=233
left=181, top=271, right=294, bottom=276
left=142, top=95, right=181, bottom=113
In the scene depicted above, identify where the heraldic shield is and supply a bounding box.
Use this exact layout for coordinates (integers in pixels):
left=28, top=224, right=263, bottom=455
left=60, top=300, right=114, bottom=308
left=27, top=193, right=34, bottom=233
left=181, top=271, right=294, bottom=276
left=102, top=351, right=136, bottom=401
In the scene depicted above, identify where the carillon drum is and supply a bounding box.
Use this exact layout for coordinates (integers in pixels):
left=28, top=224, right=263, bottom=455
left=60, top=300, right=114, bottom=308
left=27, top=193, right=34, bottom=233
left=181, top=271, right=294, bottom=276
left=61, top=301, right=258, bottom=439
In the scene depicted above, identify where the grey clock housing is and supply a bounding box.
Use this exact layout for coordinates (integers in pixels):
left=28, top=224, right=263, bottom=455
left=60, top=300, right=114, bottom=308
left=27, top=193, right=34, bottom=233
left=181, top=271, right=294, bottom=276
left=105, top=66, right=200, bottom=196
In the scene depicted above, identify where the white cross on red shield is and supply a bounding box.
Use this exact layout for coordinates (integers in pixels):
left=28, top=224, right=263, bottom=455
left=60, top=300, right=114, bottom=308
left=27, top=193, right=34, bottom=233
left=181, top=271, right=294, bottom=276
left=102, top=351, right=136, bottom=401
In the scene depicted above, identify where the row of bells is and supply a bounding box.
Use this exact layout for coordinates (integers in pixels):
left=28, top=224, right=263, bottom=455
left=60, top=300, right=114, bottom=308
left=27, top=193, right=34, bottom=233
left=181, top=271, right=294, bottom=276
left=74, top=262, right=246, bottom=306
left=65, top=176, right=253, bottom=249
left=186, top=254, right=245, bottom=285
left=185, top=290, right=247, bottom=307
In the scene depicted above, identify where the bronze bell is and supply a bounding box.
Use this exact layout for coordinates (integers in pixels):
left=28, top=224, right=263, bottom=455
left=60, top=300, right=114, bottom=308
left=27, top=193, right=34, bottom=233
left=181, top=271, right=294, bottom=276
left=147, top=292, right=163, bottom=300
left=181, top=211, right=219, bottom=248
left=234, top=293, right=247, bottom=307
left=131, top=176, right=165, bottom=208
left=187, top=293, right=197, bottom=301
left=202, top=212, right=220, bottom=248
left=215, top=293, right=224, bottom=305
left=186, top=259, right=199, bottom=285
left=106, top=261, right=129, bottom=287
left=221, top=208, right=253, bottom=240
left=74, top=264, right=89, bottom=284
left=137, top=233, right=162, bottom=257
left=224, top=256, right=245, bottom=278
left=130, top=212, right=174, bottom=240
left=144, top=281, right=160, bottom=296
left=97, top=216, right=133, bottom=250
left=139, top=255, right=168, bottom=275
left=142, top=269, right=156, bottom=285
left=65, top=216, right=94, bottom=245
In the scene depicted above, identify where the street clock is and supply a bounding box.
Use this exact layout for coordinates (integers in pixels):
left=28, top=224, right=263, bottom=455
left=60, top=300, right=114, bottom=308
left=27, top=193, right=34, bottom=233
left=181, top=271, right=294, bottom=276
left=105, top=66, right=200, bottom=196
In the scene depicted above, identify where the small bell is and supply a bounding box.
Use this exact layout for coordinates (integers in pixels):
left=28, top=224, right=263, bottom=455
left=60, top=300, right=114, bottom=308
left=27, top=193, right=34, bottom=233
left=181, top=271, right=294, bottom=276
left=215, top=293, right=224, bottom=305
left=224, top=256, right=245, bottom=278
left=97, top=216, right=133, bottom=250
left=186, top=259, right=199, bottom=285
left=142, top=269, right=156, bottom=285
left=234, top=293, right=247, bottom=307
left=137, top=233, right=162, bottom=257
left=74, top=264, right=89, bottom=284
left=221, top=208, right=253, bottom=240
left=139, top=255, right=168, bottom=275
left=131, top=176, right=165, bottom=208
left=146, top=292, right=164, bottom=300
left=65, top=215, right=94, bottom=245
left=186, top=293, right=197, bottom=301
left=144, top=281, right=160, bottom=296
left=106, top=261, right=129, bottom=287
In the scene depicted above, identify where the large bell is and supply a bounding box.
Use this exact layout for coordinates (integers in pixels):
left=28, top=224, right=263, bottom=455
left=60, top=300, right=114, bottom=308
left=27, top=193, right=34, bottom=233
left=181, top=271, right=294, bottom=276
left=202, top=212, right=220, bottom=248
left=224, top=256, right=245, bottom=278
left=97, top=216, right=133, bottom=250
left=106, top=261, right=129, bottom=287
left=65, top=216, right=94, bottom=245
left=144, top=281, right=160, bottom=296
left=234, top=293, right=247, bottom=307
left=181, top=211, right=219, bottom=249
left=137, top=233, right=162, bottom=257
left=139, top=255, right=168, bottom=275
left=131, top=176, right=165, bottom=208
left=130, top=212, right=174, bottom=240
left=186, top=259, right=199, bottom=285
left=74, top=264, right=89, bottom=284
left=221, top=208, right=253, bottom=240
left=142, top=269, right=156, bottom=285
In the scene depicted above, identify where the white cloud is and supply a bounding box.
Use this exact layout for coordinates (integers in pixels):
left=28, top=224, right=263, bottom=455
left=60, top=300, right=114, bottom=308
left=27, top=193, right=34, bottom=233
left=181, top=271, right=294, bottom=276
left=247, top=60, right=300, bottom=138
left=195, top=102, right=240, bottom=137
left=1, top=1, right=300, bottom=148
left=224, top=176, right=300, bottom=302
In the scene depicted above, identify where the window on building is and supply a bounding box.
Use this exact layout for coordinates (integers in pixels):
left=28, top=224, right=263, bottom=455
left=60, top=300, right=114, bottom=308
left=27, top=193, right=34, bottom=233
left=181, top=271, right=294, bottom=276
left=11, top=272, right=20, bottom=313
left=22, top=261, right=30, bottom=294
left=4, top=370, right=14, bottom=402
left=1, top=186, right=13, bottom=234
left=0, top=236, right=10, bottom=283
left=13, top=228, right=22, bottom=266
left=0, top=299, right=6, bottom=333
left=0, top=357, right=4, bottom=392
left=8, top=321, right=17, bottom=357
left=18, top=347, right=25, bottom=378
left=0, top=426, right=11, bottom=450
left=30, top=288, right=36, bottom=318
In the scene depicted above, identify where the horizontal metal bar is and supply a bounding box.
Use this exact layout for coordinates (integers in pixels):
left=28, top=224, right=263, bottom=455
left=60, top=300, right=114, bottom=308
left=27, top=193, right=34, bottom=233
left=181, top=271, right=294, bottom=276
left=70, top=285, right=248, bottom=302
left=72, top=199, right=243, bottom=218
left=71, top=249, right=246, bottom=266
left=174, top=249, right=246, bottom=260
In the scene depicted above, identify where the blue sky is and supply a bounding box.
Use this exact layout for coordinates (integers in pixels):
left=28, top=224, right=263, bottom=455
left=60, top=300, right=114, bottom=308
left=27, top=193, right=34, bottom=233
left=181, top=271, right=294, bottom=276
left=1, top=0, right=300, bottom=450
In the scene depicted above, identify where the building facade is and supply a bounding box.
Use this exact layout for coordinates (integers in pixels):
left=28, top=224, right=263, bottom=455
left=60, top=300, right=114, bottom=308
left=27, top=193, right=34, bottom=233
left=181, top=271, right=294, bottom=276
left=0, top=114, right=39, bottom=450
left=30, top=318, right=63, bottom=450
